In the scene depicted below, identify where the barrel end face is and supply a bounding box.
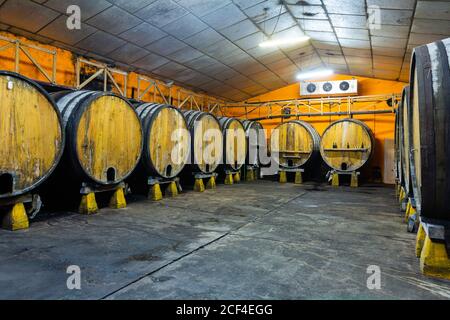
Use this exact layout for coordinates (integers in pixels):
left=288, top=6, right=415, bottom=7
left=1, top=203, right=29, bottom=231
left=279, top=171, right=287, bottom=184
left=166, top=181, right=179, bottom=197
left=295, top=171, right=303, bottom=185
left=206, top=177, right=216, bottom=190
left=194, top=179, right=205, bottom=192
left=79, top=193, right=98, bottom=215
left=148, top=184, right=163, bottom=201
left=420, top=236, right=450, bottom=280
left=109, top=188, right=127, bottom=209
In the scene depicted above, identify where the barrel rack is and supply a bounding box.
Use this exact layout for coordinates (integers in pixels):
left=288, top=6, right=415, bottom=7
left=326, top=170, right=360, bottom=188
left=79, top=182, right=127, bottom=215
left=278, top=168, right=304, bottom=184
left=147, top=177, right=181, bottom=202
left=192, top=173, right=218, bottom=193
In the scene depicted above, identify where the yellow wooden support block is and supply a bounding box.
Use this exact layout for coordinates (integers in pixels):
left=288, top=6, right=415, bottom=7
left=404, top=200, right=412, bottom=222
left=294, top=171, right=303, bottom=184
left=408, top=203, right=416, bottom=220
left=225, top=173, right=234, bottom=185
left=331, top=173, right=339, bottom=187
left=234, top=172, right=241, bottom=183
left=420, top=236, right=450, bottom=280
left=166, top=181, right=178, bottom=197
left=109, top=188, right=127, bottom=209
left=350, top=172, right=358, bottom=188
left=279, top=171, right=287, bottom=183
left=194, top=178, right=205, bottom=192
left=206, top=176, right=216, bottom=189
left=79, top=193, right=98, bottom=214
left=399, top=187, right=406, bottom=203
left=2, top=203, right=29, bottom=231
left=149, top=184, right=163, bottom=201
left=246, top=169, right=255, bottom=182
left=416, top=223, right=426, bottom=258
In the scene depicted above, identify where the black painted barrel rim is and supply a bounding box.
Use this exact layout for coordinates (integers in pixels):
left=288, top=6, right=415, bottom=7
left=70, top=91, right=143, bottom=185
left=319, top=118, right=375, bottom=171
left=218, top=116, right=247, bottom=171
left=271, top=120, right=320, bottom=169
left=139, top=103, right=189, bottom=178
left=0, top=71, right=65, bottom=198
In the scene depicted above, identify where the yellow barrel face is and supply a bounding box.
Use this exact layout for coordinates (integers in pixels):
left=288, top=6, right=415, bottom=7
left=193, top=115, right=222, bottom=173
left=148, top=107, right=189, bottom=177
left=272, top=122, right=314, bottom=167
left=225, top=120, right=246, bottom=170
left=76, top=95, right=142, bottom=183
left=0, top=75, right=63, bottom=196
left=321, top=120, right=372, bottom=171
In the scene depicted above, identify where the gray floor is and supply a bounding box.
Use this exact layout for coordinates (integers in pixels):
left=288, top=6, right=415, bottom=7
left=1, top=180, right=450, bottom=300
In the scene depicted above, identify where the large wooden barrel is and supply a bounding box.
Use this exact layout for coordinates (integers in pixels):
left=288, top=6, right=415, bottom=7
left=394, top=100, right=402, bottom=184
left=242, top=120, right=267, bottom=167
left=400, top=86, right=413, bottom=197
left=52, top=90, right=142, bottom=185
left=183, top=110, right=222, bottom=174
left=136, top=103, right=189, bottom=179
left=0, top=71, right=64, bottom=199
left=320, top=118, right=375, bottom=172
left=270, top=120, right=320, bottom=169
left=409, top=38, right=450, bottom=220
left=218, top=117, right=247, bottom=171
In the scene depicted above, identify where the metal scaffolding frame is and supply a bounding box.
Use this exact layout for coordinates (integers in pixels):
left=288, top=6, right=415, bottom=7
left=76, top=57, right=128, bottom=97
left=136, top=75, right=172, bottom=104
left=221, top=94, right=401, bottom=121
left=0, top=35, right=57, bottom=83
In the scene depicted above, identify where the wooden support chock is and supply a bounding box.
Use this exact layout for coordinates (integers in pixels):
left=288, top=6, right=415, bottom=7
left=294, top=171, right=303, bottom=184
left=246, top=169, right=255, bottom=182
left=225, top=173, right=234, bottom=185
left=194, top=178, right=205, bottom=192
left=399, top=187, right=406, bottom=204
left=79, top=192, right=98, bottom=215
left=234, top=172, right=241, bottom=183
left=416, top=223, right=426, bottom=258
left=331, top=172, right=339, bottom=187
left=420, top=235, right=450, bottom=280
left=149, top=184, right=163, bottom=201
left=166, top=181, right=179, bottom=197
left=109, top=188, right=127, bottom=209
left=350, top=172, right=358, bottom=188
left=206, top=176, right=216, bottom=189
left=2, top=203, right=29, bottom=231
left=279, top=171, right=287, bottom=183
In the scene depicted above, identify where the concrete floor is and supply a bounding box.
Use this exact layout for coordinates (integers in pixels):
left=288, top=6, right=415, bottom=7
left=1, top=180, right=450, bottom=300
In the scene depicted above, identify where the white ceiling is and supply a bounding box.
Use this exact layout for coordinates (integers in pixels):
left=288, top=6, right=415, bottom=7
left=0, top=0, right=449, bottom=101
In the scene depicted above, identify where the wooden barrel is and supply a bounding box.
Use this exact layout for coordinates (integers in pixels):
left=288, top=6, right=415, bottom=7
left=218, top=117, right=247, bottom=171
left=400, top=86, right=413, bottom=196
left=136, top=103, right=189, bottom=179
left=242, top=120, right=267, bottom=167
left=409, top=38, right=450, bottom=220
left=183, top=110, right=223, bottom=174
left=0, top=71, right=64, bottom=199
left=52, top=90, right=142, bottom=185
left=270, top=120, right=320, bottom=169
left=394, top=93, right=404, bottom=186
left=320, top=118, right=375, bottom=172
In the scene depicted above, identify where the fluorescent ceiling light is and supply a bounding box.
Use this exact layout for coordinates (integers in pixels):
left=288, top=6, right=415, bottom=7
left=296, top=69, right=334, bottom=80
left=259, top=36, right=310, bottom=48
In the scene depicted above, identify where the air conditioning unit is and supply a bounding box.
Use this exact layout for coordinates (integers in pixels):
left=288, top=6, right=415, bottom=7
left=300, top=79, right=358, bottom=97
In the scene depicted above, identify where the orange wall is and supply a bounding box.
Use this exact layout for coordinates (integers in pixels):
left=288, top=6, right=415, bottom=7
left=0, top=31, right=219, bottom=108
left=225, top=75, right=407, bottom=182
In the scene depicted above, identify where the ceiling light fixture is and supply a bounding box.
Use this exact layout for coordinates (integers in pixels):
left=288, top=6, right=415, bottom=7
left=259, top=36, right=310, bottom=48
left=296, top=69, right=334, bottom=81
